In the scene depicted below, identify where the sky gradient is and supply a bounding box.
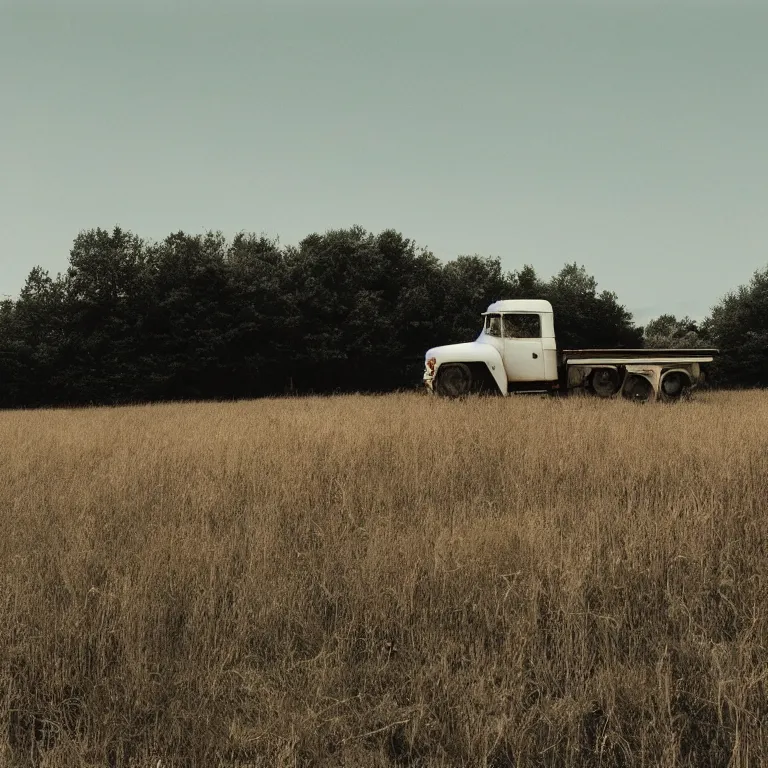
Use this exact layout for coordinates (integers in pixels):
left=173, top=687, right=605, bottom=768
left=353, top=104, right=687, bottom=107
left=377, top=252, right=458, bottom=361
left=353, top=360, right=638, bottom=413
left=2, top=0, right=766, bottom=325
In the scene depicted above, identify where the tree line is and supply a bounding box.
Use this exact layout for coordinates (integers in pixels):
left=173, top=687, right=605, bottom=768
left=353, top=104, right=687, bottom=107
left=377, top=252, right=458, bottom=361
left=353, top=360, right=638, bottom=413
left=0, top=225, right=764, bottom=407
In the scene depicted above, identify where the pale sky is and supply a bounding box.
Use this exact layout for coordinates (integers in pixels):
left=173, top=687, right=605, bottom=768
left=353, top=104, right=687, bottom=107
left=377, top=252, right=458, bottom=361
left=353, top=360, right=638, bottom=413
left=1, top=0, right=766, bottom=325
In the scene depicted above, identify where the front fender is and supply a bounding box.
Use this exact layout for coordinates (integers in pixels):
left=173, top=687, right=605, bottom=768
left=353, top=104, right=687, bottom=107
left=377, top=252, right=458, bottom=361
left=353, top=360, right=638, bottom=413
left=425, top=341, right=507, bottom=395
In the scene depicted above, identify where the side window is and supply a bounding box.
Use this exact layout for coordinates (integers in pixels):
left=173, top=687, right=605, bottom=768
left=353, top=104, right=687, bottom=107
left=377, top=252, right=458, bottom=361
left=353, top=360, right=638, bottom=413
left=485, top=314, right=502, bottom=337
left=503, top=313, right=541, bottom=339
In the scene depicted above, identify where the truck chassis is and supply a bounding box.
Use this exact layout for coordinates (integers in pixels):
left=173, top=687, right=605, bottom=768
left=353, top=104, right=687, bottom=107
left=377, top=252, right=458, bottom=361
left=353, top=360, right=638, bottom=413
left=559, top=350, right=715, bottom=402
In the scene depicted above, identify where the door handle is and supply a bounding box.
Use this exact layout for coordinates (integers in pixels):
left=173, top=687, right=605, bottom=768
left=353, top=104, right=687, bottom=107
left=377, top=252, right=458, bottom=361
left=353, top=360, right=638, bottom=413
left=532, top=353, right=538, bottom=359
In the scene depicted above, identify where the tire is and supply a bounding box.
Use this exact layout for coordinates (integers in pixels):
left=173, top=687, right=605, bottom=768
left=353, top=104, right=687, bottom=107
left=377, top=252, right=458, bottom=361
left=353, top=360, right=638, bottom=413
left=622, top=374, right=654, bottom=403
left=591, top=368, right=620, bottom=398
left=435, top=363, right=473, bottom=398
left=660, top=371, right=689, bottom=401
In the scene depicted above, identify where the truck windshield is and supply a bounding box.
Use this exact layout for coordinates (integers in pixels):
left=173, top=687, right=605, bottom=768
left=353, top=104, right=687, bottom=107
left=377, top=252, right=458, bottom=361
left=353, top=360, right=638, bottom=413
left=484, top=314, right=502, bottom=337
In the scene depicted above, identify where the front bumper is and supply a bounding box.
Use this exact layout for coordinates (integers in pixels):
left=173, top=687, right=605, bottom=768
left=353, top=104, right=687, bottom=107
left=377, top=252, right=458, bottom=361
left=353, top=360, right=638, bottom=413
left=423, top=357, right=437, bottom=393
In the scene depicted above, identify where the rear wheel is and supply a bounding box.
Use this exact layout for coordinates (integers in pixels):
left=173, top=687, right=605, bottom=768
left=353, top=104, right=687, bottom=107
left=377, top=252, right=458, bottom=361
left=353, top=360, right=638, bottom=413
left=591, top=368, right=621, bottom=398
left=435, top=363, right=473, bottom=398
left=661, top=371, right=689, bottom=401
left=622, top=374, right=654, bottom=403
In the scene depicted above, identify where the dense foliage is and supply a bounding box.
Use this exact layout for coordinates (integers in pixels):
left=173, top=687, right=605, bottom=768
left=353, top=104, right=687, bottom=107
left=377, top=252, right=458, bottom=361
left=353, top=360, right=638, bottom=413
left=642, top=315, right=710, bottom=350
left=702, top=266, right=768, bottom=388
left=0, top=225, right=763, bottom=407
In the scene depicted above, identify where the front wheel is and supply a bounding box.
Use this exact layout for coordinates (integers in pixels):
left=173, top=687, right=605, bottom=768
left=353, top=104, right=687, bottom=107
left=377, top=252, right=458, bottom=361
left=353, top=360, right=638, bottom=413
left=435, top=363, right=473, bottom=398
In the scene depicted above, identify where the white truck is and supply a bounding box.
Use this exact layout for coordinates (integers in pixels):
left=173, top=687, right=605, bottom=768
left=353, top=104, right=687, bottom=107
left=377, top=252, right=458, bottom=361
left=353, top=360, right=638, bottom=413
left=423, top=299, right=716, bottom=402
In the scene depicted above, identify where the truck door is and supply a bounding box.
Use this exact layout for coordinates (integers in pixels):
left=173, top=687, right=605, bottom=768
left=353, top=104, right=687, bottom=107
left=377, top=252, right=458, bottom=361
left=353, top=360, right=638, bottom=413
left=502, top=313, right=546, bottom=382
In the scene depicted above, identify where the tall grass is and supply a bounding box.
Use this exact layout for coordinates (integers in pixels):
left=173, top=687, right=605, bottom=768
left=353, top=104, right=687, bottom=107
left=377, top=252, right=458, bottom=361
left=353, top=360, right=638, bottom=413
left=1, top=391, right=767, bottom=767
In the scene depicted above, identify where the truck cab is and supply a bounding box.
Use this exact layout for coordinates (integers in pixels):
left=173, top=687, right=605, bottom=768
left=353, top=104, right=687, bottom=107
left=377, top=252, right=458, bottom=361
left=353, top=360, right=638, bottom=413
left=482, top=300, right=558, bottom=384
left=423, top=299, right=559, bottom=397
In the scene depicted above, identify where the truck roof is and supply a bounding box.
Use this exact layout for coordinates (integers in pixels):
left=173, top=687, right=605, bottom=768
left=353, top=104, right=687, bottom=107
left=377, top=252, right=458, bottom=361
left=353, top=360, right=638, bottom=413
left=483, top=299, right=553, bottom=314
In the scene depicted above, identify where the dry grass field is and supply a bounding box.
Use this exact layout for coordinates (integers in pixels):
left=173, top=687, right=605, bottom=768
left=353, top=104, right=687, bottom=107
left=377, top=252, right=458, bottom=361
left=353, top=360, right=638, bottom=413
left=1, top=390, right=767, bottom=767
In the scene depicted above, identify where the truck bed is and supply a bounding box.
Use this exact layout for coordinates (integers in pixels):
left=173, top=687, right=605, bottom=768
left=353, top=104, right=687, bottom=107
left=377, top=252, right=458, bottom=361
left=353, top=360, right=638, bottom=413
left=561, top=348, right=718, bottom=364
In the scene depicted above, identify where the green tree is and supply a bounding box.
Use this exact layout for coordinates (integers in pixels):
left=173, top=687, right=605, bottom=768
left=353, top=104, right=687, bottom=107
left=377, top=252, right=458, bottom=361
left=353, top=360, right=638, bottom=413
left=438, top=255, right=516, bottom=343
left=287, top=226, right=443, bottom=392
left=137, top=230, right=236, bottom=400
left=702, top=266, right=768, bottom=387
left=540, top=263, right=642, bottom=348
left=643, top=314, right=710, bottom=349
left=509, top=264, right=544, bottom=297
left=55, top=227, right=149, bottom=403
left=0, top=267, right=67, bottom=406
left=224, top=232, right=294, bottom=396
